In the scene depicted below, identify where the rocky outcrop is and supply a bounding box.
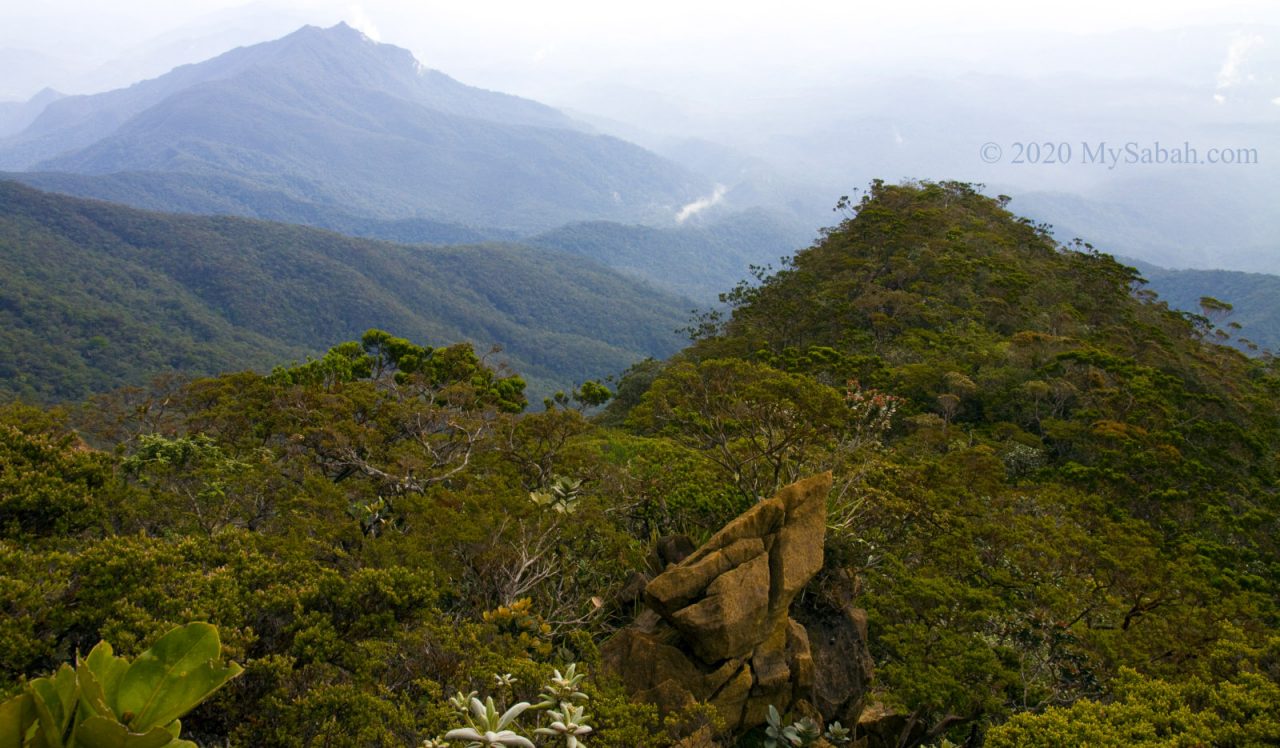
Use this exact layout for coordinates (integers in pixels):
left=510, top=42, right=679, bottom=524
left=603, top=473, right=870, bottom=731
left=795, top=568, right=876, bottom=726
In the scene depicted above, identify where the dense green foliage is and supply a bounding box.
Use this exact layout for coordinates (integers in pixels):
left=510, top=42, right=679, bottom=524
left=0, top=180, right=688, bottom=401
left=0, top=326, right=722, bottom=746
left=633, top=180, right=1280, bottom=742
left=6, top=169, right=520, bottom=246
left=3, top=181, right=1278, bottom=746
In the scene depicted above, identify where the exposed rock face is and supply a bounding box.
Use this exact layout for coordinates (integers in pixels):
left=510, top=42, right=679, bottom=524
left=795, top=569, right=876, bottom=726
left=603, top=473, right=867, bottom=731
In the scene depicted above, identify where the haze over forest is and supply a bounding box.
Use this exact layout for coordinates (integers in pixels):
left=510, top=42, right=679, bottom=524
left=4, top=0, right=1278, bottom=273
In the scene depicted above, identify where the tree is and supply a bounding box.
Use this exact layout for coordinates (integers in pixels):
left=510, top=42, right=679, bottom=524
left=629, top=358, right=846, bottom=499
left=0, top=403, right=108, bottom=538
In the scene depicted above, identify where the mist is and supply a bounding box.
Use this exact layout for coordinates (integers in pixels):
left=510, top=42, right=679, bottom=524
left=2, top=0, right=1278, bottom=271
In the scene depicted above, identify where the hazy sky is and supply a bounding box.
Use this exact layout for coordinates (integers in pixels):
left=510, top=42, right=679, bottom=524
left=7, top=0, right=1274, bottom=46
left=1, top=0, right=1277, bottom=271
left=4, top=0, right=1278, bottom=100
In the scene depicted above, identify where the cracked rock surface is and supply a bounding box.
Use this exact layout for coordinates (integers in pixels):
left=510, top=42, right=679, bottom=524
left=603, top=472, right=867, bottom=730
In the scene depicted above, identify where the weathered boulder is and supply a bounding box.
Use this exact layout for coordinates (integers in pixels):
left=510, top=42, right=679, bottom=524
left=602, top=473, right=869, bottom=732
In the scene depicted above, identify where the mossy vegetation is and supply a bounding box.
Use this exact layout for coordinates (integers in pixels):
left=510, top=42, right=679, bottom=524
left=2, top=181, right=1277, bottom=746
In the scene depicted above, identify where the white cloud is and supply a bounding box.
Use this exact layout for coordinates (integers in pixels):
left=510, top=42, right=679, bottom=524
left=1216, top=33, right=1263, bottom=89
left=346, top=4, right=381, bottom=42
left=676, top=184, right=727, bottom=224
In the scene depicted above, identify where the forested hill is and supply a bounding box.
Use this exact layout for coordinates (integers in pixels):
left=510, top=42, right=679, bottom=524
left=4, top=169, right=520, bottom=246
left=1123, top=257, right=1280, bottom=354
left=616, top=180, right=1280, bottom=741
left=2, top=179, right=1279, bottom=746
left=679, top=180, right=1279, bottom=550
left=0, top=180, right=690, bottom=401
left=527, top=211, right=815, bottom=301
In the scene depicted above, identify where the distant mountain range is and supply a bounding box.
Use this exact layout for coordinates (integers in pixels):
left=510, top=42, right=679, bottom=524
left=2, top=20, right=1274, bottom=396
left=0, top=87, right=63, bottom=137
left=0, top=180, right=691, bottom=402
left=0, top=23, right=707, bottom=232
left=4, top=169, right=519, bottom=245
left=1010, top=177, right=1280, bottom=276
left=1125, top=258, right=1280, bottom=354
left=529, top=211, right=816, bottom=302
left=3, top=175, right=1275, bottom=409
left=2, top=168, right=814, bottom=299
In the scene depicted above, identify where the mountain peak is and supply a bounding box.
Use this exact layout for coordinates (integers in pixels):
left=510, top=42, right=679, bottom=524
left=291, top=21, right=369, bottom=41
left=328, top=21, right=365, bottom=37
left=0, top=23, right=701, bottom=230
left=281, top=21, right=381, bottom=52
left=29, top=87, right=63, bottom=105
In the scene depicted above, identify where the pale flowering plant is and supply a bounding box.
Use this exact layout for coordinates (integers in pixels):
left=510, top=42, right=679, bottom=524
left=449, top=689, right=479, bottom=714
left=494, top=672, right=519, bottom=691
left=535, top=703, right=593, bottom=748
left=764, top=705, right=824, bottom=748
left=824, top=720, right=853, bottom=744
left=439, top=663, right=595, bottom=748
left=536, top=663, right=589, bottom=708
left=444, top=695, right=534, bottom=748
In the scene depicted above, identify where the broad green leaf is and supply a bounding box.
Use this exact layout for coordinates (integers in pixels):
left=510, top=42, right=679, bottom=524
left=116, top=623, right=242, bottom=731
left=28, top=664, right=78, bottom=748
left=75, top=662, right=113, bottom=721
left=73, top=715, right=175, bottom=748
left=0, top=693, right=38, bottom=748
left=83, top=642, right=130, bottom=716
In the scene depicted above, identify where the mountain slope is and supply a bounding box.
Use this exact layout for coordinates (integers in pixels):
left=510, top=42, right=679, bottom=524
left=3, top=169, right=519, bottom=245
left=667, top=183, right=1280, bottom=523
left=8, top=171, right=816, bottom=297
left=528, top=210, right=816, bottom=302
left=1124, top=258, right=1280, bottom=353
left=0, top=180, right=690, bottom=401
left=0, top=87, right=63, bottom=138
left=620, top=180, right=1280, bottom=737
left=0, top=23, right=576, bottom=169
left=0, top=24, right=705, bottom=232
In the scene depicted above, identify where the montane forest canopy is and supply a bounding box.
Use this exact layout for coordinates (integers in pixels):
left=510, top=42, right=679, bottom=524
left=2, top=181, right=1278, bottom=747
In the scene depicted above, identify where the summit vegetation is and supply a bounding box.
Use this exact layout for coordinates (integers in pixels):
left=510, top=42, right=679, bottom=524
left=2, top=181, right=1277, bottom=747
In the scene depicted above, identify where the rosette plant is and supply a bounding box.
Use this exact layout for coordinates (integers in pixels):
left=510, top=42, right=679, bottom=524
left=535, top=664, right=588, bottom=708
left=444, top=696, right=533, bottom=748
left=535, top=703, right=593, bottom=748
